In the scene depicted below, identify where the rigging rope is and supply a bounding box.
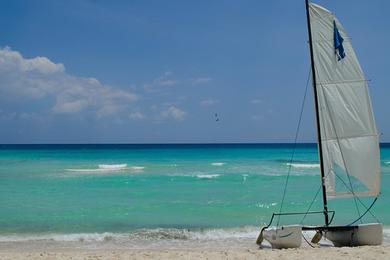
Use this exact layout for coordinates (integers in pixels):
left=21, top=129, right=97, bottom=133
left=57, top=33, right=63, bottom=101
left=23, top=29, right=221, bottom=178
left=302, top=233, right=315, bottom=248
left=300, top=183, right=322, bottom=224
left=333, top=173, right=380, bottom=223
left=347, top=197, right=378, bottom=226
left=276, top=68, right=311, bottom=226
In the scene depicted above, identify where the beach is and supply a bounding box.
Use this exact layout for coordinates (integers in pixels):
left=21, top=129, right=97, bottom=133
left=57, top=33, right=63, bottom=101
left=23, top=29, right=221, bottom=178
left=1, top=245, right=389, bottom=259
left=0, top=227, right=389, bottom=259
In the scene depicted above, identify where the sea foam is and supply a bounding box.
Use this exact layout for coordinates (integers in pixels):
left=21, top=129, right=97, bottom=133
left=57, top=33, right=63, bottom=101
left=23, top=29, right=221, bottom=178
left=98, top=164, right=127, bottom=170
left=1, top=227, right=389, bottom=248
left=211, top=162, right=225, bottom=166
left=66, top=163, right=129, bottom=173
left=0, top=233, right=126, bottom=243
left=286, top=163, right=320, bottom=169
left=0, top=227, right=258, bottom=242
left=196, top=174, right=221, bottom=179
left=130, top=166, right=145, bottom=171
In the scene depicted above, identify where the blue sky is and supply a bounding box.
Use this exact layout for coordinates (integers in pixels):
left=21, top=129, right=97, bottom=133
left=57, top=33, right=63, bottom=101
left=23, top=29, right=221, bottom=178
left=0, top=0, right=389, bottom=143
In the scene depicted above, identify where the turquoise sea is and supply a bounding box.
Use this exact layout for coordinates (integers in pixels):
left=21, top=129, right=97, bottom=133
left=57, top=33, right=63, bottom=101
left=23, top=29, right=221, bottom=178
left=0, top=144, right=389, bottom=248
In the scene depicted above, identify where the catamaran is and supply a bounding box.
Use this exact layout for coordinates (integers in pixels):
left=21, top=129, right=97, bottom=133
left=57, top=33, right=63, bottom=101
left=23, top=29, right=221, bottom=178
left=257, top=0, right=383, bottom=248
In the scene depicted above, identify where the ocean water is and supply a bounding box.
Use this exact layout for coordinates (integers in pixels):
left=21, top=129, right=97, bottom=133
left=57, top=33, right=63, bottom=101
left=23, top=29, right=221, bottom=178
left=0, top=144, right=389, bottom=248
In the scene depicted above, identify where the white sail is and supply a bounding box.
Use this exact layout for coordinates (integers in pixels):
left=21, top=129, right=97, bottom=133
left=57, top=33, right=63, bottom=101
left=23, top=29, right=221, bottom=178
left=309, top=3, right=380, bottom=198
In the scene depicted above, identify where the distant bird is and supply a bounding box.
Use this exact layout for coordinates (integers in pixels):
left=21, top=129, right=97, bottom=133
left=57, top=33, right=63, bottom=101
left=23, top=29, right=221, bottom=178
left=214, top=113, right=220, bottom=122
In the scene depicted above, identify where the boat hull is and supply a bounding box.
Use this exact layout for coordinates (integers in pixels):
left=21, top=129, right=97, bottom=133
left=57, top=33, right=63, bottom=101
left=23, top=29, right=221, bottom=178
left=325, top=223, right=383, bottom=247
left=262, top=225, right=302, bottom=249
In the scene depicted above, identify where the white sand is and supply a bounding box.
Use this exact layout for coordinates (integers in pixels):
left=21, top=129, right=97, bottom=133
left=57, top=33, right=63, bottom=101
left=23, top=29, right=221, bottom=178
left=0, top=246, right=389, bottom=260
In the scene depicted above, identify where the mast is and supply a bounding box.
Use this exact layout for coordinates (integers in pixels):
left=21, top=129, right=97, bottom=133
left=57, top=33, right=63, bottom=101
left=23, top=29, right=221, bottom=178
left=305, top=0, right=329, bottom=226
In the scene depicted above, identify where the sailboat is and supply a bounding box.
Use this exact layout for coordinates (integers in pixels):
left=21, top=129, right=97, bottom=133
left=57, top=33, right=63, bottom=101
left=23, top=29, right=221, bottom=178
left=257, top=0, right=383, bottom=248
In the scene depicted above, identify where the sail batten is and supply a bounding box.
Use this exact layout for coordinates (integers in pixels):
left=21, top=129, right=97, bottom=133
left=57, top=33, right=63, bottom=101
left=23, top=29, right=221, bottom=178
left=317, top=79, right=367, bottom=86
left=321, top=134, right=379, bottom=143
left=309, top=3, right=381, bottom=198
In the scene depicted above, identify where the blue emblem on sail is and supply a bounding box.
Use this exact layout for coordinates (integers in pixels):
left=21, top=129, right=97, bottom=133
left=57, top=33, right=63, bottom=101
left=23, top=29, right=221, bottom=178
left=334, top=20, right=345, bottom=60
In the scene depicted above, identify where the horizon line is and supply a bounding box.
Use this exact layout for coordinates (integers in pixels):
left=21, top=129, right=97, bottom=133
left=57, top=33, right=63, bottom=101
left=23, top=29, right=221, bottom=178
left=1, top=142, right=390, bottom=145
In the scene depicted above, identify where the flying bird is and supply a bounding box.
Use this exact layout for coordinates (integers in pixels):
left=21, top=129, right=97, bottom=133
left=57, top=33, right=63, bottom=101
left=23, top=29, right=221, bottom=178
left=214, top=113, right=220, bottom=122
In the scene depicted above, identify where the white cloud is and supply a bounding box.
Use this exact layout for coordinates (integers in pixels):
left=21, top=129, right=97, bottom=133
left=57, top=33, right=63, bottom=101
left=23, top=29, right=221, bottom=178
left=0, top=47, right=138, bottom=116
left=0, top=111, right=17, bottom=120
left=129, top=111, right=146, bottom=120
left=200, top=98, right=219, bottom=107
left=156, top=79, right=177, bottom=86
left=52, top=99, right=89, bottom=114
left=161, top=105, right=186, bottom=121
left=157, top=71, right=176, bottom=86
left=0, top=110, right=44, bottom=121
left=144, top=71, right=178, bottom=92
left=191, top=77, right=212, bottom=85
left=144, top=73, right=213, bottom=92
left=0, top=46, right=65, bottom=74
left=96, top=104, right=123, bottom=118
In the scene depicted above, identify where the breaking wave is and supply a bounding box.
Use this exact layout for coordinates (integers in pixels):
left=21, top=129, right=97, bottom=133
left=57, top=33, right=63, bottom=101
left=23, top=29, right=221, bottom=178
left=0, top=233, right=119, bottom=242
left=66, top=164, right=144, bottom=173
left=1, top=227, right=389, bottom=248
left=66, top=168, right=110, bottom=173
left=196, top=174, right=221, bottom=179
left=98, top=164, right=127, bottom=170
left=129, top=166, right=145, bottom=171
left=286, top=163, right=320, bottom=169
left=0, top=227, right=258, bottom=243
left=211, top=162, right=225, bottom=166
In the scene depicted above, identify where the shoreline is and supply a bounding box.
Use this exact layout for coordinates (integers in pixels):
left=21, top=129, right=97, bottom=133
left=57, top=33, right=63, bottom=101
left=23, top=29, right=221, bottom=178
left=1, top=234, right=389, bottom=259
left=0, top=228, right=388, bottom=249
